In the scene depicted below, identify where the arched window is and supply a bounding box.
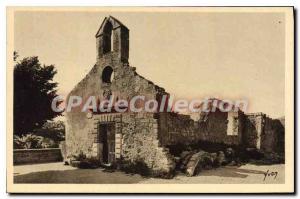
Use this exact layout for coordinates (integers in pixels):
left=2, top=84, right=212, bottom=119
left=102, top=66, right=114, bottom=83
left=103, top=22, right=113, bottom=54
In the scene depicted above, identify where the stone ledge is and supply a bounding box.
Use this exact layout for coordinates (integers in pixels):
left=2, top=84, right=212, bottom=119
left=13, top=148, right=63, bottom=165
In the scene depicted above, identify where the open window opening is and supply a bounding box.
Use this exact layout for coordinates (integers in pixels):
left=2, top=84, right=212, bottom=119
left=103, top=22, right=113, bottom=54
left=102, top=66, right=114, bottom=83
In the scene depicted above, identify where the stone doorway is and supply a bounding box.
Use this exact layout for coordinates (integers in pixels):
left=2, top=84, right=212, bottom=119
left=99, top=122, right=115, bottom=164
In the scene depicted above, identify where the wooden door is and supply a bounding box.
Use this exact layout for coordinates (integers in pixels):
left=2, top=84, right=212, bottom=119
left=99, top=123, right=115, bottom=164
left=106, top=124, right=115, bottom=164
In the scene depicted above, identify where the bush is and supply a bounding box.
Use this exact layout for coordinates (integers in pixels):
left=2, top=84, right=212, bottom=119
left=78, top=157, right=101, bottom=169
left=71, top=151, right=86, bottom=161
left=14, top=134, right=43, bottom=149
left=70, top=151, right=101, bottom=169
left=13, top=133, right=59, bottom=149
left=40, top=137, right=59, bottom=148
left=13, top=121, right=65, bottom=149
left=119, top=160, right=151, bottom=177
left=33, top=121, right=65, bottom=142
left=248, top=152, right=285, bottom=165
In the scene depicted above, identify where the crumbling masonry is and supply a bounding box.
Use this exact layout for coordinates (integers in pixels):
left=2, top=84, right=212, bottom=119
left=65, top=16, right=285, bottom=175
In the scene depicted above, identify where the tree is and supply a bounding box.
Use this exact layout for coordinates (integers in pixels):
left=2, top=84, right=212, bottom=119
left=14, top=54, right=62, bottom=135
left=34, top=121, right=65, bottom=142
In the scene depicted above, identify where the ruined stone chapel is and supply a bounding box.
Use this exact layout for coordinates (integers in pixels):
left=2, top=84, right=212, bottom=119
left=65, top=16, right=284, bottom=175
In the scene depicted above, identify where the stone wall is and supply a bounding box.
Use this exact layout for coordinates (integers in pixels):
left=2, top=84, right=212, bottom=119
left=158, top=112, right=197, bottom=146
left=243, top=113, right=264, bottom=148
left=65, top=52, right=166, bottom=160
left=261, top=117, right=277, bottom=152
left=83, top=112, right=175, bottom=175
left=121, top=112, right=175, bottom=174
left=269, top=118, right=285, bottom=153
left=196, top=110, right=242, bottom=146
left=66, top=16, right=166, bottom=161
left=65, top=16, right=172, bottom=175
left=243, top=113, right=285, bottom=153
left=157, top=110, right=243, bottom=148
left=14, top=148, right=63, bottom=165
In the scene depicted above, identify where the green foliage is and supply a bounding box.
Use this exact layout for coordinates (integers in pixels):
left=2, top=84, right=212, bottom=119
left=39, top=137, right=59, bottom=148
left=70, top=151, right=101, bottom=169
left=13, top=51, right=19, bottom=61
left=33, top=121, right=65, bottom=142
left=120, top=159, right=151, bottom=177
left=71, top=151, right=87, bottom=162
left=14, top=53, right=62, bottom=136
left=78, top=157, right=101, bottom=169
left=13, top=133, right=58, bottom=149
left=13, top=134, right=43, bottom=149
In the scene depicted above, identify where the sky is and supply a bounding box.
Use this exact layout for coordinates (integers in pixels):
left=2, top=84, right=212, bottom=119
left=14, top=10, right=285, bottom=118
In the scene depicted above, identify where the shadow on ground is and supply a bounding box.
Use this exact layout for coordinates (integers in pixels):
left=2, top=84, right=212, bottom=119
left=199, top=166, right=266, bottom=178
left=14, top=169, right=145, bottom=184
left=14, top=165, right=272, bottom=184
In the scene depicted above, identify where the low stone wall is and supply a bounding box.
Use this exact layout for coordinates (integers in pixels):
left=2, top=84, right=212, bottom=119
left=14, top=148, right=63, bottom=165
left=158, top=110, right=243, bottom=148
left=158, top=112, right=197, bottom=146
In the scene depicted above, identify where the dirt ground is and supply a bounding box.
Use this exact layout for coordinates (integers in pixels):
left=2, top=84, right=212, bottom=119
left=14, top=162, right=284, bottom=184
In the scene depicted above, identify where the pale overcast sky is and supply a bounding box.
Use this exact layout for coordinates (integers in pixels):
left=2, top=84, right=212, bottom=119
left=14, top=10, right=285, bottom=118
